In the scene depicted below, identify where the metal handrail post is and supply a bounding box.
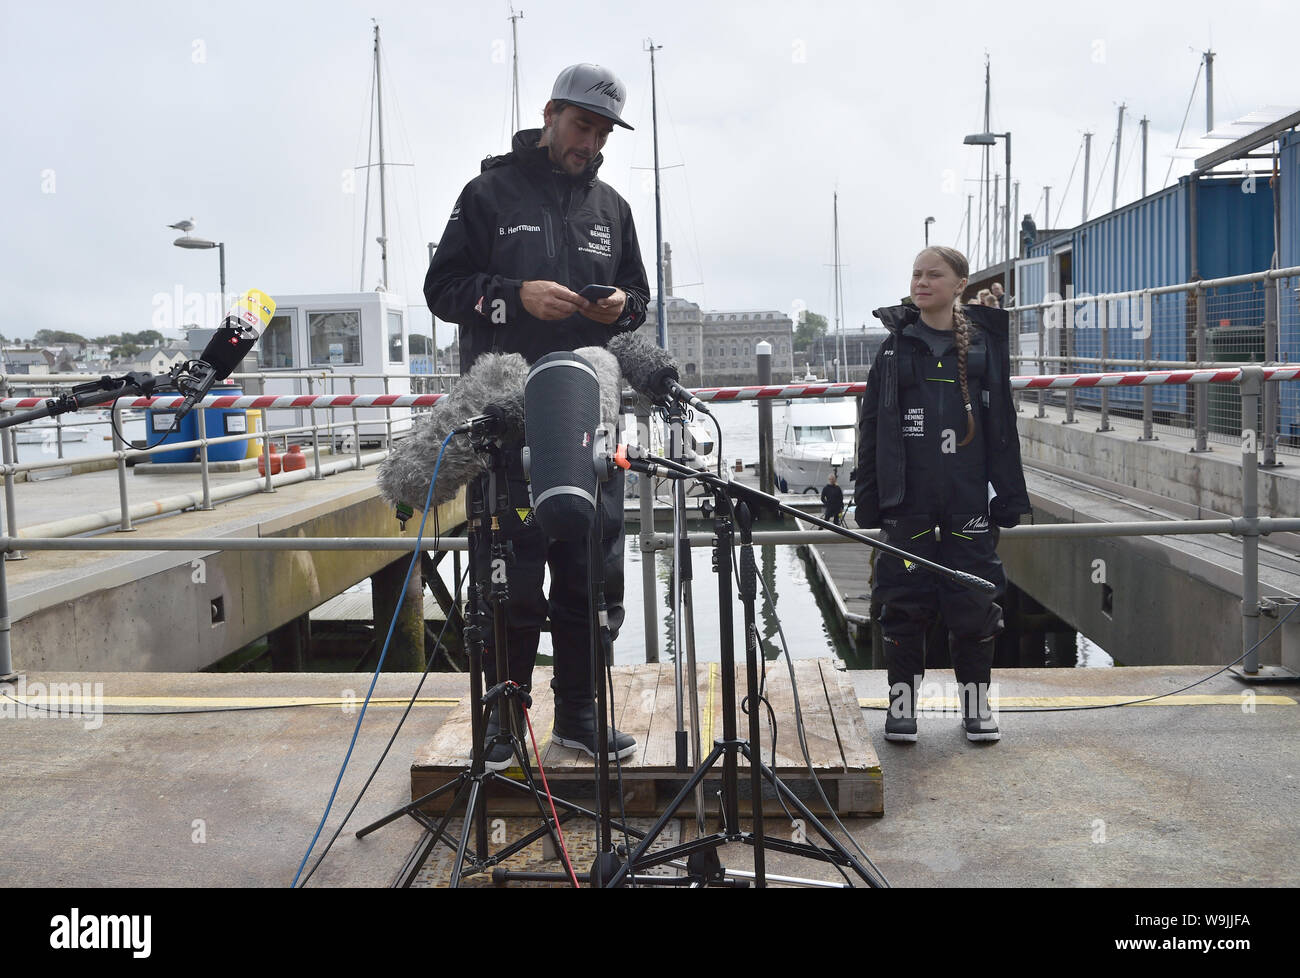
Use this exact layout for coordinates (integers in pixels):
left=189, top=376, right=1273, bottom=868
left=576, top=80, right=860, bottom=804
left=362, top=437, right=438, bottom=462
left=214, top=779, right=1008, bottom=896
left=1140, top=291, right=1156, bottom=441
left=0, top=384, right=25, bottom=560
left=195, top=402, right=213, bottom=511
left=383, top=374, right=393, bottom=447
left=1037, top=302, right=1046, bottom=418
left=308, top=375, right=322, bottom=480
left=112, top=399, right=133, bottom=532
left=350, top=375, right=362, bottom=469
left=1239, top=366, right=1262, bottom=672
left=636, top=399, right=659, bottom=663
left=1194, top=282, right=1209, bottom=451
left=1063, top=298, right=1077, bottom=424
left=0, top=538, right=14, bottom=680
left=1098, top=299, right=1112, bottom=431
left=261, top=428, right=275, bottom=493
left=55, top=413, right=65, bottom=459
left=1263, top=281, right=1279, bottom=466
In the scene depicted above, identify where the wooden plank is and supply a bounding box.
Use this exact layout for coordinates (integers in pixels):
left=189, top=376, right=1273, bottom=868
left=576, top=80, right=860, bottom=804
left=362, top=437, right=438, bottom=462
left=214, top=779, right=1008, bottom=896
left=616, top=662, right=662, bottom=762
left=822, top=662, right=879, bottom=773
left=641, top=661, right=685, bottom=769
left=755, top=659, right=839, bottom=769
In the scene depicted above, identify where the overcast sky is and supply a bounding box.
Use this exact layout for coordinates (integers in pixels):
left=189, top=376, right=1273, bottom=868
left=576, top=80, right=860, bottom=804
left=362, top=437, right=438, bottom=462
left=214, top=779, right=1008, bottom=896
left=2, top=0, right=1294, bottom=349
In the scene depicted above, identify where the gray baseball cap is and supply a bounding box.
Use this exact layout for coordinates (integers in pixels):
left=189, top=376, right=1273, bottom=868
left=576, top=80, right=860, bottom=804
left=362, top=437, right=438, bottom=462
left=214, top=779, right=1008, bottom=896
left=550, top=63, right=634, bottom=130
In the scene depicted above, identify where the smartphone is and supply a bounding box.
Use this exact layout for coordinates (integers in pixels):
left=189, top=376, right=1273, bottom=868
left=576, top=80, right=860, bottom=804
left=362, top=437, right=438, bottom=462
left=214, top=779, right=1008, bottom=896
left=578, top=283, right=617, bottom=301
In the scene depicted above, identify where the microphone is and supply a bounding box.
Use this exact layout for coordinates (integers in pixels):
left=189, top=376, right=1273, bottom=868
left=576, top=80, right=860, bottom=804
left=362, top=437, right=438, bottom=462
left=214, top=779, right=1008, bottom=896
left=606, top=331, right=713, bottom=416
left=174, top=289, right=276, bottom=423
left=376, top=352, right=530, bottom=510
left=523, top=351, right=601, bottom=541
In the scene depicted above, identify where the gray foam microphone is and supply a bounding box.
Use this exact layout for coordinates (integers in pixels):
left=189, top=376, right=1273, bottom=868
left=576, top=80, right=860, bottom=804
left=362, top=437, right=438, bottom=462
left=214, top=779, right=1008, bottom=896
left=606, top=331, right=712, bottom=415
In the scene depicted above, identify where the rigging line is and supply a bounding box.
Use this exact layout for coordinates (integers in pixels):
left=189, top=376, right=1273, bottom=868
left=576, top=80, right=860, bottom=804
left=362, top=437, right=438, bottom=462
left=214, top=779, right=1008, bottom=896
left=359, top=53, right=378, bottom=291
left=379, top=53, right=428, bottom=301
left=1088, top=132, right=1117, bottom=214
left=660, top=79, right=708, bottom=308
left=1053, top=136, right=1084, bottom=227
left=1117, top=114, right=1141, bottom=203
left=1163, top=58, right=1204, bottom=191
left=349, top=48, right=374, bottom=298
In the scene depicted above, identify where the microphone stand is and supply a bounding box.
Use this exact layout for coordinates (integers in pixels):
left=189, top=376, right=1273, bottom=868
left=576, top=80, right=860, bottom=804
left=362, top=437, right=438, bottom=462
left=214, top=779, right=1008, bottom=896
left=0, top=371, right=179, bottom=431
left=665, top=404, right=706, bottom=833
left=356, top=430, right=627, bottom=887
left=604, top=447, right=991, bottom=887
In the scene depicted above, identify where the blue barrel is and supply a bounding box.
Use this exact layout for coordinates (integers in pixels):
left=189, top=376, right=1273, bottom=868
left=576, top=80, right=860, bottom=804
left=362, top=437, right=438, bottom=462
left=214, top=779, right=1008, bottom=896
left=202, top=385, right=249, bottom=462
left=146, top=405, right=196, bottom=463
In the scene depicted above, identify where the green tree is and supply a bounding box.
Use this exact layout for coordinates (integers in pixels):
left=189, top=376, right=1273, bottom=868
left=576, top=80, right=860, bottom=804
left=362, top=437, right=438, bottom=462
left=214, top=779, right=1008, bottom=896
left=111, top=343, right=143, bottom=361
left=34, top=329, right=89, bottom=346
left=794, top=311, right=829, bottom=352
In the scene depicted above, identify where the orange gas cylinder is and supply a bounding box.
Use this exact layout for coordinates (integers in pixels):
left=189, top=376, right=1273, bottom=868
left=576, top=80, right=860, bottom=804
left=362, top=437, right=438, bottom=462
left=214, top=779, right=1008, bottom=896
left=257, top=447, right=282, bottom=476
left=282, top=444, right=307, bottom=472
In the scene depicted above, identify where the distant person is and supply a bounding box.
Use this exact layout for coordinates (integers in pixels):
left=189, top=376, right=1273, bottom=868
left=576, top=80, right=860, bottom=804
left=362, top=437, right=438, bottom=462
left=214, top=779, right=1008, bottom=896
left=979, top=289, right=999, bottom=308
left=821, top=472, right=845, bottom=524
left=853, top=246, right=1030, bottom=744
left=990, top=281, right=1007, bottom=308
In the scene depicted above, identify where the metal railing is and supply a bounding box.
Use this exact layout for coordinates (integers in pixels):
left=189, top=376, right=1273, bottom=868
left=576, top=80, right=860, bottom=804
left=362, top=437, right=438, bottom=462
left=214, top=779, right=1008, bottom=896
left=1010, top=265, right=1300, bottom=462
left=0, top=369, right=459, bottom=542
left=0, top=369, right=1294, bottom=684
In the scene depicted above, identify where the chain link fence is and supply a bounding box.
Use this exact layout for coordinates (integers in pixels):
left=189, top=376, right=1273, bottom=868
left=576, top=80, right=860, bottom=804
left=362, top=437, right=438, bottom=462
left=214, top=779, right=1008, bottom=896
left=1011, top=268, right=1300, bottom=458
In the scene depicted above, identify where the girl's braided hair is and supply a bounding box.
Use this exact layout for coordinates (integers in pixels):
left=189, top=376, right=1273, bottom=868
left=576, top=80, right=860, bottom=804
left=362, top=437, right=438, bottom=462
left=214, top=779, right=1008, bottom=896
left=917, top=246, right=976, bottom=447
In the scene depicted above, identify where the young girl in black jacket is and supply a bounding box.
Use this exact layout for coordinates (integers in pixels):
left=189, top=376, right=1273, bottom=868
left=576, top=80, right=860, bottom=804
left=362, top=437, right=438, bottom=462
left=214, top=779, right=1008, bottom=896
left=853, top=247, right=1030, bottom=743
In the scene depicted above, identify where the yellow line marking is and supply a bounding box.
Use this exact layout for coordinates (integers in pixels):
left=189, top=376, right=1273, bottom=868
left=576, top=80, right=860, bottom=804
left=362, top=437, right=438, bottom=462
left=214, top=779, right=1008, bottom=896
left=3, top=696, right=460, bottom=709
left=858, top=694, right=1296, bottom=709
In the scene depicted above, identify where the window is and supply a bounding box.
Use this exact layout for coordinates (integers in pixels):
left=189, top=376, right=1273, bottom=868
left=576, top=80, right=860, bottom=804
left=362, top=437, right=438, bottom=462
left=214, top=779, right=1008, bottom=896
left=309, top=310, right=362, bottom=365
left=387, top=311, right=404, bottom=364
left=259, top=313, right=295, bottom=369
left=732, top=344, right=738, bottom=358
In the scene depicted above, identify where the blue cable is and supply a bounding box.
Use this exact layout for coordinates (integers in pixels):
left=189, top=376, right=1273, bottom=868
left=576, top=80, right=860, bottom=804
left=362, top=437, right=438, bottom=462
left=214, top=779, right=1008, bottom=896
left=291, top=430, right=454, bottom=888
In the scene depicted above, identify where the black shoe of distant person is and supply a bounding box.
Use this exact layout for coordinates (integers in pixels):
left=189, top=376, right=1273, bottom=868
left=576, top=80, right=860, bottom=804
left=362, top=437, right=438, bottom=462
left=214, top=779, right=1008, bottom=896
left=551, top=693, right=637, bottom=761
left=884, top=682, right=919, bottom=743
left=961, top=682, right=1001, bottom=743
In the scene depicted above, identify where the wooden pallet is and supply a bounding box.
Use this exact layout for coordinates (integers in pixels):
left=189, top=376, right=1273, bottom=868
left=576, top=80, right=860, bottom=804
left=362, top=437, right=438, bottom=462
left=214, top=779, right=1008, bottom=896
left=410, top=659, right=882, bottom=817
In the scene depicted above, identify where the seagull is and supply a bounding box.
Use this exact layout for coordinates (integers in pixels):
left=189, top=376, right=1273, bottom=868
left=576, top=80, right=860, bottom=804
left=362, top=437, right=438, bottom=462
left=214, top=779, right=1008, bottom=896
left=167, top=217, right=195, bottom=232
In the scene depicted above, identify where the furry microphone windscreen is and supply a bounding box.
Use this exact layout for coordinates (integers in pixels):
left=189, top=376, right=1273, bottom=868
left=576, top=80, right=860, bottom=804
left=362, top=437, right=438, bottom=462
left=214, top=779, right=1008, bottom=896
left=376, top=352, right=530, bottom=510
left=605, top=331, right=677, bottom=402
left=573, top=344, right=623, bottom=431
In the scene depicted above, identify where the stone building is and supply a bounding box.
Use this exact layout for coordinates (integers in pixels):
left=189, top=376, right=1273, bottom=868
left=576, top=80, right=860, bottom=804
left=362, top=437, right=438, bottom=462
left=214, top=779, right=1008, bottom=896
left=637, top=243, right=795, bottom=387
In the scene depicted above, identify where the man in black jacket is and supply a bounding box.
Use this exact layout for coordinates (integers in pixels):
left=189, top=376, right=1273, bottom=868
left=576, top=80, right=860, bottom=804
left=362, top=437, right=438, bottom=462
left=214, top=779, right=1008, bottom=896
left=425, top=63, right=650, bottom=769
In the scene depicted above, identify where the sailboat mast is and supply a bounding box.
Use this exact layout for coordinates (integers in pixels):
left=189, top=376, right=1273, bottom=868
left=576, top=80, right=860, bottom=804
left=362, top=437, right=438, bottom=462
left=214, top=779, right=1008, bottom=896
left=509, top=7, right=524, bottom=133
left=374, top=23, right=390, bottom=291
left=647, top=39, right=666, bottom=348
left=983, top=55, right=991, bottom=270
left=833, top=191, right=844, bottom=383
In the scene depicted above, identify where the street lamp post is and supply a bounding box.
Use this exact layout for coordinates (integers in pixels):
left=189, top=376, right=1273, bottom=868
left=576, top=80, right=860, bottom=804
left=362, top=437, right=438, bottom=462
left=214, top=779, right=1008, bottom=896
left=173, top=233, right=227, bottom=310
left=924, top=216, right=935, bottom=247
left=963, top=131, right=1012, bottom=275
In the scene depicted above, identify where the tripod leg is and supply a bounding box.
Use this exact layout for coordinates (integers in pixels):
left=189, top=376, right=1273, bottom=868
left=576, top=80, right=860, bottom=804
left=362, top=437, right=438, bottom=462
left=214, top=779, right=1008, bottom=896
left=745, top=744, right=883, bottom=887
left=449, top=778, right=483, bottom=888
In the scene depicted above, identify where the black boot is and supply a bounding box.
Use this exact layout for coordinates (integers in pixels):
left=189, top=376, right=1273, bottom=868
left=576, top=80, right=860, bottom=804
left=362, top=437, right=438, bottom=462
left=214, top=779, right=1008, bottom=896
left=481, top=636, right=537, bottom=772
left=952, top=635, right=1000, bottom=742
left=551, top=685, right=637, bottom=760
left=883, top=635, right=925, bottom=743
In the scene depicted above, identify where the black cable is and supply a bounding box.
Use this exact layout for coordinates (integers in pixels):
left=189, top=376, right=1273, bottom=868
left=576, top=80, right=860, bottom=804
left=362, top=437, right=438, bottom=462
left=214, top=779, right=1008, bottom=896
left=298, top=563, right=468, bottom=887
left=720, top=489, right=886, bottom=887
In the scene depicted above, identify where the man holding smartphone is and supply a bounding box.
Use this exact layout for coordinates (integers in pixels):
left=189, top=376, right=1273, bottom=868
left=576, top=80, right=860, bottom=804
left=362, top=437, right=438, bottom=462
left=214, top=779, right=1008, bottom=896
left=425, top=63, right=650, bottom=769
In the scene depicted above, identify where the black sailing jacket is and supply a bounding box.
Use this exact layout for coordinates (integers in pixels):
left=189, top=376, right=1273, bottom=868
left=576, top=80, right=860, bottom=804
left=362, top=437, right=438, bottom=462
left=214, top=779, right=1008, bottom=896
left=852, top=302, right=1031, bottom=529
left=424, top=128, right=650, bottom=372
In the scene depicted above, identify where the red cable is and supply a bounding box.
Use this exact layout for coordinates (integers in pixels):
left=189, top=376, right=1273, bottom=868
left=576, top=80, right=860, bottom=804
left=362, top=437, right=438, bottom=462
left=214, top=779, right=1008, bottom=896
left=522, top=699, right=580, bottom=889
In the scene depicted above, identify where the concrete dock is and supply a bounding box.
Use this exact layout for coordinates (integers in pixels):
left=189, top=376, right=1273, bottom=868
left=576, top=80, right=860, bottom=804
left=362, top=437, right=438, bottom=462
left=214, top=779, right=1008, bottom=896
left=3, top=666, right=1295, bottom=887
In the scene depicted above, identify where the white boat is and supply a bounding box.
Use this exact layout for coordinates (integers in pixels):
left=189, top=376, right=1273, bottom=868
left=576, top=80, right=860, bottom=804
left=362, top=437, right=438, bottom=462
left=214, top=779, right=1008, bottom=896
left=14, top=417, right=92, bottom=444
left=775, top=397, right=857, bottom=494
